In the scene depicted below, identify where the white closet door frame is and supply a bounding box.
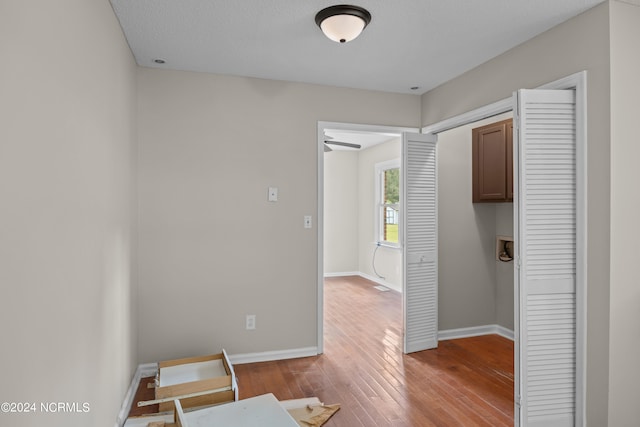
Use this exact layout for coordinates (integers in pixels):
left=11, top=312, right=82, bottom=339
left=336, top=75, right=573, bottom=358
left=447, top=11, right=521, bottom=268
left=402, top=132, right=439, bottom=354
left=422, top=72, right=586, bottom=427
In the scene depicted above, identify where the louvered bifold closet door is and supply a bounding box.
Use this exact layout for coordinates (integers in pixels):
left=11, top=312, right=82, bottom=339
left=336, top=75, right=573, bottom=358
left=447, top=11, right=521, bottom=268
left=402, top=132, right=438, bottom=354
left=516, top=89, right=577, bottom=427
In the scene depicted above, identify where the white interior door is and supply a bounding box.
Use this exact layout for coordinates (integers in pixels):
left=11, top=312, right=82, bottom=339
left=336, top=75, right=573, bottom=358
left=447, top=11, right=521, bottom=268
left=514, top=88, right=582, bottom=426
left=402, top=132, right=438, bottom=354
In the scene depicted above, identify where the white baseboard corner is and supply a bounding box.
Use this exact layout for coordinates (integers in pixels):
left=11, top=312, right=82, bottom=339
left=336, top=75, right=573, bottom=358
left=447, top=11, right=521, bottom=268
left=323, top=271, right=359, bottom=278
left=438, top=324, right=514, bottom=342
left=494, top=325, right=515, bottom=341
left=115, top=362, right=157, bottom=427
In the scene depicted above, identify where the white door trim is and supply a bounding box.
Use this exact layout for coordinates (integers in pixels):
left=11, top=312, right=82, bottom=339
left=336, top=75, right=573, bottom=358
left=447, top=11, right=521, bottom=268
left=317, top=121, right=419, bottom=354
left=420, top=71, right=586, bottom=426
left=421, top=71, right=586, bottom=132
left=422, top=98, right=513, bottom=135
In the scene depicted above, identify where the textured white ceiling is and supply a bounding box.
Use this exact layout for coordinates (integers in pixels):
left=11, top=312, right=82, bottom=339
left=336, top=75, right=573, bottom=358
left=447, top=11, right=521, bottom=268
left=110, top=0, right=604, bottom=94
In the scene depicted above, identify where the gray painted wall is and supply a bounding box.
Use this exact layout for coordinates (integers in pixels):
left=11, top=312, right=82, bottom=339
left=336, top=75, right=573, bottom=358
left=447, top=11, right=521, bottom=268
left=495, top=204, right=514, bottom=330
left=608, top=1, right=640, bottom=424
left=0, top=1, right=138, bottom=426
left=136, top=68, right=421, bottom=362
left=323, top=151, right=359, bottom=273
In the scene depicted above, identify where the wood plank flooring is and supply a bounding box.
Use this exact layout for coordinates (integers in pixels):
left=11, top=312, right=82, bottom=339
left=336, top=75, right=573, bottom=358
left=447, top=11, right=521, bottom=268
left=234, top=275, right=514, bottom=426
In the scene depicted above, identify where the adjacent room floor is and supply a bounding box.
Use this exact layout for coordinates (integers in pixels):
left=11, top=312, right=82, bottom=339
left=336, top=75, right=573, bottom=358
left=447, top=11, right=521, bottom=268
left=234, top=275, right=514, bottom=426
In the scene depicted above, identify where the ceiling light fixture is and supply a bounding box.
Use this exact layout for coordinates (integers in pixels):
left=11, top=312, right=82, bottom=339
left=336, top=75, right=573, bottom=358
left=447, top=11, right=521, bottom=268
left=315, top=5, right=371, bottom=44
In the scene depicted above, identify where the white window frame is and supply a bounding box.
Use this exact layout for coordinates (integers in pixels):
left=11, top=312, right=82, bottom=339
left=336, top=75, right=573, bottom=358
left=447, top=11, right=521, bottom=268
left=375, top=158, right=401, bottom=248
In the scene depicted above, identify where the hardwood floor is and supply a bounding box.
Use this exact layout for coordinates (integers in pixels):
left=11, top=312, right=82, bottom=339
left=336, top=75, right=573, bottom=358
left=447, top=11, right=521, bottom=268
left=234, top=275, right=514, bottom=426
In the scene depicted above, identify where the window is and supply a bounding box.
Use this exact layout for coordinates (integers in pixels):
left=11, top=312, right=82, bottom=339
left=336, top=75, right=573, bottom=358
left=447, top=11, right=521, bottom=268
left=375, top=159, right=400, bottom=246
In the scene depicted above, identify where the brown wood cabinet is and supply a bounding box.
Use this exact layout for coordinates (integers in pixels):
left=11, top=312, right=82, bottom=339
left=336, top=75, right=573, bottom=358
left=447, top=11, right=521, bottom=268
left=472, top=118, right=513, bottom=203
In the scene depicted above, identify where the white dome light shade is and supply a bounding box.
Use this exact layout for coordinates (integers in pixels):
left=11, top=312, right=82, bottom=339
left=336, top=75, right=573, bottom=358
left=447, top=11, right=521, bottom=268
left=320, top=14, right=365, bottom=43
left=315, top=5, right=371, bottom=44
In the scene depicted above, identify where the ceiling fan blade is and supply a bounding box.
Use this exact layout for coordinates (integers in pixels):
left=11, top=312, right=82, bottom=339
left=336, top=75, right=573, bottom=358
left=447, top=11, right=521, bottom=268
left=324, top=140, right=362, bottom=149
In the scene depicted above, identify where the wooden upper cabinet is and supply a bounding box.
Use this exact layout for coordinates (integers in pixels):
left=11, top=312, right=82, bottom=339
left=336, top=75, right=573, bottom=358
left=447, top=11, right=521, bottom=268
left=472, top=118, right=513, bottom=203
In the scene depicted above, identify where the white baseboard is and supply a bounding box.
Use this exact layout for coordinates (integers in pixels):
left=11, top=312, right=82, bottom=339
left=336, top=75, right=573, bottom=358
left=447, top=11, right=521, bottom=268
left=115, top=362, right=157, bottom=427
left=229, top=346, right=319, bottom=365
left=323, top=271, right=359, bottom=277
left=323, top=271, right=402, bottom=293
left=494, top=325, right=515, bottom=340
left=438, top=324, right=514, bottom=341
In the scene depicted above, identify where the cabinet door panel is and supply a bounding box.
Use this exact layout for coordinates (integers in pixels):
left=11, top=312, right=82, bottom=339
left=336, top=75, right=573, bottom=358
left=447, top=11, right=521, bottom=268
left=473, top=122, right=507, bottom=202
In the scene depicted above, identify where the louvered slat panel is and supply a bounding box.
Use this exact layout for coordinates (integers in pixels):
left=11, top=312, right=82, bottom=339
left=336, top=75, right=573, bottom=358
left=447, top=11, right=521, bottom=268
left=403, top=133, right=438, bottom=354
left=518, top=89, right=577, bottom=427
left=405, top=265, right=437, bottom=348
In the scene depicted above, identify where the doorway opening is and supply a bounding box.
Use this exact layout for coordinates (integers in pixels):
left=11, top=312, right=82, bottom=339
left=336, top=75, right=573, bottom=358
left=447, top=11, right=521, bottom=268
left=317, top=122, right=418, bottom=354
left=323, top=128, right=402, bottom=289
left=436, top=111, right=516, bottom=342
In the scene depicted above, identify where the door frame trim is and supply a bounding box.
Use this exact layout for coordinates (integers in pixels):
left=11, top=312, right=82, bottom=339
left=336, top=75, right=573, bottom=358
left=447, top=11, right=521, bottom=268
left=317, top=121, right=419, bottom=354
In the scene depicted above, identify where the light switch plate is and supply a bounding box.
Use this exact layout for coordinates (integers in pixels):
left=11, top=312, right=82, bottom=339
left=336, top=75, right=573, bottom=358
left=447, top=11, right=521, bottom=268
left=268, top=187, right=278, bottom=202
left=246, top=314, right=256, bottom=330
